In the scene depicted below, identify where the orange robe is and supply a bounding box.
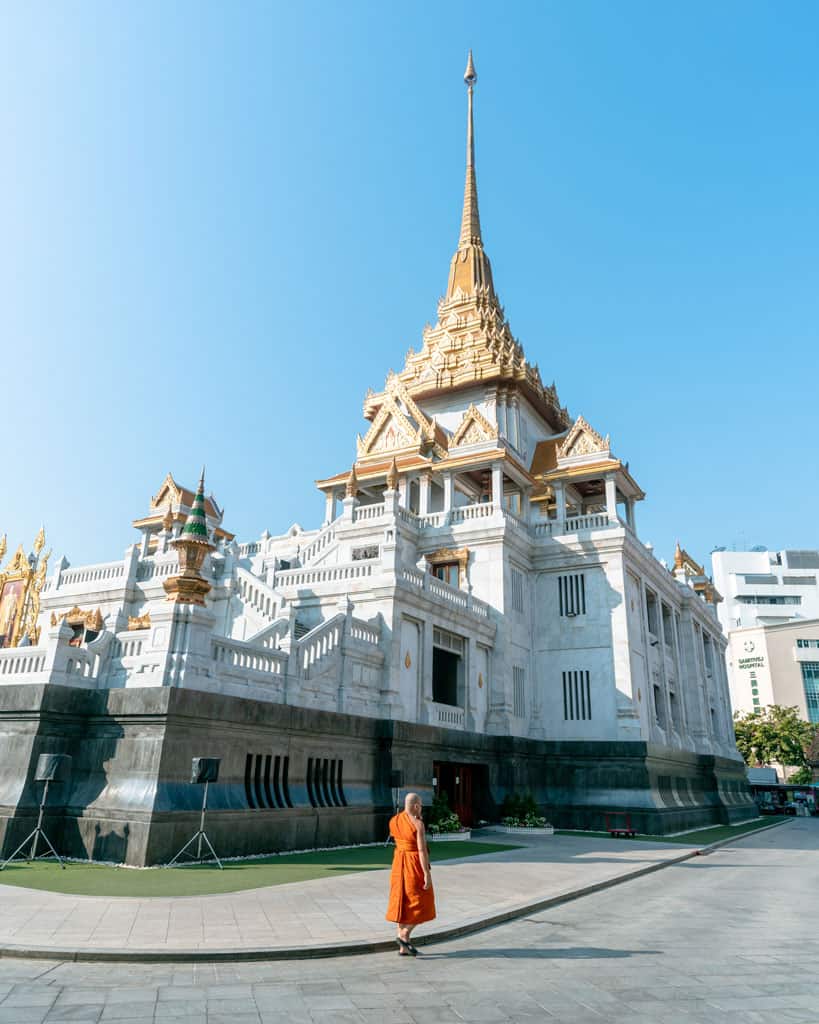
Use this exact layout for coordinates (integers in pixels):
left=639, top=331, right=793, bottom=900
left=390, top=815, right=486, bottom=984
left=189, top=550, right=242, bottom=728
left=385, top=811, right=437, bottom=925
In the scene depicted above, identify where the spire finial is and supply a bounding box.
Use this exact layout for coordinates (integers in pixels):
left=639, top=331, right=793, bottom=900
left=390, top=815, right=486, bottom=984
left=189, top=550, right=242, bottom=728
left=459, top=50, right=481, bottom=249
left=198, top=466, right=206, bottom=493
left=464, top=50, right=477, bottom=86
left=674, top=540, right=684, bottom=570
left=446, top=52, right=494, bottom=298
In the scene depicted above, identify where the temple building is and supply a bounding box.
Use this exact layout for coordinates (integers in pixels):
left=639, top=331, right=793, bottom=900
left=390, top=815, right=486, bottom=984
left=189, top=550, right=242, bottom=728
left=0, top=56, right=752, bottom=866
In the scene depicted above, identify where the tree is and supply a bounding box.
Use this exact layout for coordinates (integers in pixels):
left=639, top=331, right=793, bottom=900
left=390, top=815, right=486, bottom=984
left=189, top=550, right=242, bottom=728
left=734, top=705, right=818, bottom=774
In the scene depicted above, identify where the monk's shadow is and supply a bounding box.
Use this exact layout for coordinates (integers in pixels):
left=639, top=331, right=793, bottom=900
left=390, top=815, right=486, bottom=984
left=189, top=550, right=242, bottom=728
left=418, top=946, right=662, bottom=959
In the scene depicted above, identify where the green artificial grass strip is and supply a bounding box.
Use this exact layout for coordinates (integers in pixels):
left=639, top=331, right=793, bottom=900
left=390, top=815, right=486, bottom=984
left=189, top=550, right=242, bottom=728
left=0, top=841, right=519, bottom=898
left=556, top=816, right=785, bottom=845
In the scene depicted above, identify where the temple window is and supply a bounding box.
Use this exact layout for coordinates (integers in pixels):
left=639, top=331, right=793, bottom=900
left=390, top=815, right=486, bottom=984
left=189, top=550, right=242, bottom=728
left=432, top=626, right=464, bottom=707
left=645, top=588, right=660, bottom=637
left=432, top=563, right=459, bottom=588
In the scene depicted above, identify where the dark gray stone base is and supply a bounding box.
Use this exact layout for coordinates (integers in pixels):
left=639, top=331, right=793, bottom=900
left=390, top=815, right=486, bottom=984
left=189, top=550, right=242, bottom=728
left=0, top=684, right=756, bottom=865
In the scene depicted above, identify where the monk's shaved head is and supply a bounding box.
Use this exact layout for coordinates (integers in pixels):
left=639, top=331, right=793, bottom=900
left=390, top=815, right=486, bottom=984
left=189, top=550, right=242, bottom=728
left=404, top=792, right=422, bottom=812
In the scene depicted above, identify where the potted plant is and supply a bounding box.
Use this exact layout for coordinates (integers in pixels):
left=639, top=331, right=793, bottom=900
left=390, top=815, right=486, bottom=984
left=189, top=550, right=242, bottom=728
left=427, top=791, right=471, bottom=841
left=500, top=792, right=554, bottom=835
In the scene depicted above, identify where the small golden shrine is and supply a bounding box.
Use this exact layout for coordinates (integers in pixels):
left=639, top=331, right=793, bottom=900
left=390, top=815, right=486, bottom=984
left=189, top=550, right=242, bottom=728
left=0, top=528, right=51, bottom=648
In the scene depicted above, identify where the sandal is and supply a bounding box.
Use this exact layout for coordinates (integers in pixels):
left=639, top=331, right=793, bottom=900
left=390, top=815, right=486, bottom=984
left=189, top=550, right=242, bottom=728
left=396, top=936, right=417, bottom=956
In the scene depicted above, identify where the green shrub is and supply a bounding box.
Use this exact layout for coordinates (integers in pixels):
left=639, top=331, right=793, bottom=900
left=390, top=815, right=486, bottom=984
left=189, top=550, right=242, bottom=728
left=428, top=791, right=463, bottom=834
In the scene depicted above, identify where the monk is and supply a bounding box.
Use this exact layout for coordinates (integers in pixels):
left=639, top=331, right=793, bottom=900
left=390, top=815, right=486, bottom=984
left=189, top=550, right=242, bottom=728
left=385, top=792, right=436, bottom=956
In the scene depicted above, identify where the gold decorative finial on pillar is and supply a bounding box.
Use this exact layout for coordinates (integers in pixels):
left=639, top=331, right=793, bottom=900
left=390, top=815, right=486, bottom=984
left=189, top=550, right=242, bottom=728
left=674, top=540, right=684, bottom=570
left=345, top=465, right=359, bottom=499
left=33, top=526, right=45, bottom=557
left=447, top=51, right=494, bottom=299
left=163, top=469, right=215, bottom=605
left=162, top=507, right=174, bottom=533
left=0, top=534, right=6, bottom=563
left=386, top=457, right=399, bottom=492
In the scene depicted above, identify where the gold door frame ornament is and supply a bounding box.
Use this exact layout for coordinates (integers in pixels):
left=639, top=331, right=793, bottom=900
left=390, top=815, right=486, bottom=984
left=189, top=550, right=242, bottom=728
left=0, top=530, right=51, bottom=648
left=426, top=547, right=469, bottom=587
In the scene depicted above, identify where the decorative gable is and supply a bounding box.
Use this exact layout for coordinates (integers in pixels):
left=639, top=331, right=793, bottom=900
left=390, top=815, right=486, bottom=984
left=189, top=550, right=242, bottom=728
left=151, top=473, right=184, bottom=510
left=451, top=404, right=498, bottom=448
left=556, top=416, right=610, bottom=462
left=357, top=373, right=447, bottom=459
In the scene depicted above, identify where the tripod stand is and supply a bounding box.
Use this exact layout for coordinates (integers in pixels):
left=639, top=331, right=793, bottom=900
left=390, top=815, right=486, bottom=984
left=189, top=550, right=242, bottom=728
left=166, top=780, right=223, bottom=869
left=0, top=779, right=65, bottom=871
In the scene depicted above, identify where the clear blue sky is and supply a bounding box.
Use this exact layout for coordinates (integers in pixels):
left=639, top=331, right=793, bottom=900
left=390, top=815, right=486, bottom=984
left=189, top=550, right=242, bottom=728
left=2, top=2, right=818, bottom=569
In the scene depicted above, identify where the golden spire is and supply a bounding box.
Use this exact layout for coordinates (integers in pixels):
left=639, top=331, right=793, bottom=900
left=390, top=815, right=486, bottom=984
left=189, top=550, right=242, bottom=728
left=459, top=50, right=480, bottom=249
left=33, top=526, right=45, bottom=556
left=447, top=51, right=494, bottom=299
left=386, top=457, right=399, bottom=491
left=0, top=534, right=6, bottom=563
left=345, top=465, right=359, bottom=499
left=674, top=540, right=684, bottom=570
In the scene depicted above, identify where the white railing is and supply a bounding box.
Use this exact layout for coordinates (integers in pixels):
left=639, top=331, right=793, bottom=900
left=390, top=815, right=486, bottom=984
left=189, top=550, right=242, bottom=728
left=213, top=637, right=286, bottom=675
left=235, top=567, right=278, bottom=622
left=58, top=561, right=125, bottom=588
left=237, top=541, right=262, bottom=558
left=564, top=513, right=612, bottom=532
left=348, top=618, right=380, bottom=645
left=400, top=568, right=490, bottom=619
left=299, top=615, right=344, bottom=678
left=432, top=703, right=465, bottom=728
left=398, top=507, right=422, bottom=528
left=136, top=558, right=180, bottom=582
left=113, top=635, right=144, bottom=658
left=401, top=567, right=425, bottom=587
left=352, top=502, right=386, bottom=522
left=300, top=523, right=337, bottom=565
left=64, top=650, right=97, bottom=679
left=275, top=560, right=377, bottom=589
left=415, top=511, right=445, bottom=528
left=0, top=648, right=48, bottom=677
left=449, top=503, right=495, bottom=524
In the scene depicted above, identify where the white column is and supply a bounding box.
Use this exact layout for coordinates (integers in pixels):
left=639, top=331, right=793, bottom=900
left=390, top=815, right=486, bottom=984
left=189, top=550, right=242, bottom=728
left=509, top=394, right=520, bottom=451
left=442, top=472, right=455, bottom=513
left=398, top=475, right=408, bottom=508
left=521, top=487, right=531, bottom=524
left=419, top=472, right=432, bottom=516
left=497, top=389, right=507, bottom=440
left=491, top=463, right=504, bottom=510
left=605, top=475, right=618, bottom=521
left=626, top=497, right=636, bottom=531
left=324, top=490, right=337, bottom=525
left=553, top=481, right=566, bottom=526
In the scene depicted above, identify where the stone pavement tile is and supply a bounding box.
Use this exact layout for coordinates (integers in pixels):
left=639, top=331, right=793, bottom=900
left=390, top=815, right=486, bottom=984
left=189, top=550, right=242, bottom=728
left=154, top=1005, right=207, bottom=1021
left=205, top=985, right=255, bottom=1000
left=258, top=1010, right=313, bottom=1024
left=205, top=1016, right=261, bottom=1024
left=54, top=990, right=108, bottom=1007
left=157, top=986, right=207, bottom=1003
left=307, top=1014, right=365, bottom=1024
left=100, top=1006, right=154, bottom=1022
left=207, top=997, right=260, bottom=1015
left=407, top=1010, right=465, bottom=1024
left=356, top=1008, right=414, bottom=1023
left=105, top=988, right=158, bottom=1005
left=301, top=995, right=357, bottom=1012
left=0, top=1007, right=50, bottom=1024
left=446, top=1003, right=513, bottom=1023
left=41, top=1007, right=102, bottom=1023
left=2, top=987, right=59, bottom=1007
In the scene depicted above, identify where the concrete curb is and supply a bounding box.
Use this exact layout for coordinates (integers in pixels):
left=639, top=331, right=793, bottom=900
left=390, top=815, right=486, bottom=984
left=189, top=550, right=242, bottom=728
left=0, top=819, right=789, bottom=963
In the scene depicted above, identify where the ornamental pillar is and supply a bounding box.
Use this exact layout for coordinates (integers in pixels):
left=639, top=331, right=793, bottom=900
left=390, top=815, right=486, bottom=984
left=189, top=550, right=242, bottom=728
left=324, top=490, right=338, bottom=526
left=419, top=472, right=432, bottom=516
left=442, top=472, right=455, bottom=513
left=604, top=475, right=618, bottom=521
left=491, top=463, right=504, bottom=510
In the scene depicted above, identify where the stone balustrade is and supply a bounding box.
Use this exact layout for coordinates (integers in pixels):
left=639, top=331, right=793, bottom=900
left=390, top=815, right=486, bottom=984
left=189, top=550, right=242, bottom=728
left=352, top=503, right=386, bottom=523
left=274, top=560, right=377, bottom=589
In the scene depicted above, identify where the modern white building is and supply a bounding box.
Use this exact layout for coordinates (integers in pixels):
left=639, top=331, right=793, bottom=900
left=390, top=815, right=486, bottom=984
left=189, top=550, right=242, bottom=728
left=0, top=55, right=752, bottom=864
left=712, top=548, right=819, bottom=632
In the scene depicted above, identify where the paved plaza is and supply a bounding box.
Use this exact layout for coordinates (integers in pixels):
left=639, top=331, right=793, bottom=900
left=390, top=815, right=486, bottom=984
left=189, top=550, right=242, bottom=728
left=0, top=819, right=815, bottom=1023
left=0, top=831, right=703, bottom=958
